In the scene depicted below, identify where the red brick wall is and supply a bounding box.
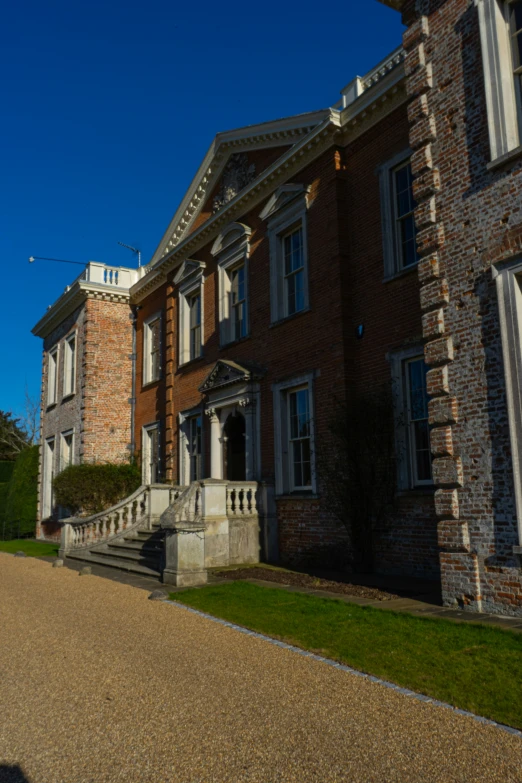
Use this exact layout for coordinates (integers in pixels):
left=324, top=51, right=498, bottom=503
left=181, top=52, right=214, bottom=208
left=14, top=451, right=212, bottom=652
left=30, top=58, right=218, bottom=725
left=400, top=0, right=522, bottom=613
left=82, top=298, right=133, bottom=464
left=135, top=103, right=440, bottom=577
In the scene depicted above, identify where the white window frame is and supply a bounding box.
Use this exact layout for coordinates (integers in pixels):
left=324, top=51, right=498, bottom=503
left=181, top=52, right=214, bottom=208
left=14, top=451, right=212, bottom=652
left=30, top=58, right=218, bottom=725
left=63, top=332, right=77, bottom=397
left=179, top=407, right=204, bottom=485
left=492, top=253, right=522, bottom=549
left=175, top=261, right=205, bottom=366
left=212, top=223, right=251, bottom=346
left=389, top=347, right=433, bottom=491
left=475, top=0, right=521, bottom=161
left=59, top=429, right=75, bottom=473
left=142, top=422, right=161, bottom=485
left=379, top=149, right=418, bottom=280
left=272, top=372, right=317, bottom=495
left=260, top=184, right=310, bottom=324
left=42, top=437, right=55, bottom=519
left=47, top=346, right=59, bottom=407
left=143, top=312, right=162, bottom=385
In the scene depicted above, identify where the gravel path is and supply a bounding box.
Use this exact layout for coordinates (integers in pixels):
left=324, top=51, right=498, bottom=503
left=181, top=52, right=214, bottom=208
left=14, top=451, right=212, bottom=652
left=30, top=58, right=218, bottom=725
left=1, top=554, right=521, bottom=783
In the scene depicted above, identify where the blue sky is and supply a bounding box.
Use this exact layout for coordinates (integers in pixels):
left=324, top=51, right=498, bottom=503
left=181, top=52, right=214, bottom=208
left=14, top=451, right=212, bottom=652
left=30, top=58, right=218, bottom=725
left=1, top=0, right=403, bottom=417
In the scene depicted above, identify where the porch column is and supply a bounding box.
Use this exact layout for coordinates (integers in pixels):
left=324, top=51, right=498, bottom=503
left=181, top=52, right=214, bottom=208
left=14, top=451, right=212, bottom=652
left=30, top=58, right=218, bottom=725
left=207, top=408, right=223, bottom=479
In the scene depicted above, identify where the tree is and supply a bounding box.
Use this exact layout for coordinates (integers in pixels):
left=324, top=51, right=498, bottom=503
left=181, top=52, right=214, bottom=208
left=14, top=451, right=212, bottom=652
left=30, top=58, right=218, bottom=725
left=318, top=384, right=400, bottom=573
left=0, top=391, right=40, bottom=460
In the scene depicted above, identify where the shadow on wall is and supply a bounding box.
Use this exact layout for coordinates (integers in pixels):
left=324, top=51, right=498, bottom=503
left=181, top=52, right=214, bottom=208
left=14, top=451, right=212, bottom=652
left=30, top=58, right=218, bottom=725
left=0, top=765, right=32, bottom=783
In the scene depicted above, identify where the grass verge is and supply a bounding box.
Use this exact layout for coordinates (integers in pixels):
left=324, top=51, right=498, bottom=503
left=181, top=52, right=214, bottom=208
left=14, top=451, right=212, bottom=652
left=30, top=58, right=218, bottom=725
left=0, top=539, right=59, bottom=557
left=172, top=581, right=522, bottom=730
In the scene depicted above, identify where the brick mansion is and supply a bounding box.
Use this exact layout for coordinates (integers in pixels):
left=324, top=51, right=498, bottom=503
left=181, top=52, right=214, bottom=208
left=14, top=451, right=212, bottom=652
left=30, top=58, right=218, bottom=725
left=33, top=0, right=522, bottom=616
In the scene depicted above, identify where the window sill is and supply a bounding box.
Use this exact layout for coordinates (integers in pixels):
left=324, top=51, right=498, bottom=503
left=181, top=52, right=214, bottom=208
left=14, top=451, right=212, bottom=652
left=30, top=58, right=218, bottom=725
left=487, top=144, right=522, bottom=172
left=219, top=335, right=251, bottom=351
left=269, top=307, right=311, bottom=329
left=61, top=392, right=76, bottom=403
left=396, top=486, right=435, bottom=499
left=383, top=263, right=419, bottom=284
left=46, top=402, right=57, bottom=411
left=276, top=492, right=320, bottom=500
left=178, top=355, right=205, bottom=370
left=142, top=378, right=162, bottom=390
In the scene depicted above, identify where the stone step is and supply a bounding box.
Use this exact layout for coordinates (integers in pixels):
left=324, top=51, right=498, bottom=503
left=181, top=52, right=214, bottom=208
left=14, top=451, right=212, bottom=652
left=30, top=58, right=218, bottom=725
left=109, top=539, right=163, bottom=554
left=101, top=545, right=161, bottom=565
left=65, top=551, right=162, bottom=577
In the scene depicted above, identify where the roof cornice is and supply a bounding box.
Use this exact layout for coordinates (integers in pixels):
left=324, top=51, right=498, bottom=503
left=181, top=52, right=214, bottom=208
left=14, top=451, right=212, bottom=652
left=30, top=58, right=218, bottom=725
left=32, top=281, right=131, bottom=339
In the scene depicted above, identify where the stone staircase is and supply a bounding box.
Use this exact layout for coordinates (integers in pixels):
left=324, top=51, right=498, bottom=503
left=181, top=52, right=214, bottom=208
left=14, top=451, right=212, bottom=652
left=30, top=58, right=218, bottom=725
left=66, top=521, right=165, bottom=577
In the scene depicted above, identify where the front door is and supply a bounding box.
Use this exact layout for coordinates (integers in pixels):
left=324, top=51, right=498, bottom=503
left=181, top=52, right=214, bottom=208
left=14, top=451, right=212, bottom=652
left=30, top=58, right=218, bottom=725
left=224, top=412, right=246, bottom=481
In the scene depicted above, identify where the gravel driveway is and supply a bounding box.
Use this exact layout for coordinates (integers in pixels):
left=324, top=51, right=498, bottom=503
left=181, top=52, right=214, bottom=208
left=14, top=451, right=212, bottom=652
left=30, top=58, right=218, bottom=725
left=1, top=554, right=521, bottom=783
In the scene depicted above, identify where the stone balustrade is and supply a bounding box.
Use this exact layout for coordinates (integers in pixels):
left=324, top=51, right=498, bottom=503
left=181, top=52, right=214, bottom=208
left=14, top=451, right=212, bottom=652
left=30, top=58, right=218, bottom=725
left=59, top=484, right=180, bottom=558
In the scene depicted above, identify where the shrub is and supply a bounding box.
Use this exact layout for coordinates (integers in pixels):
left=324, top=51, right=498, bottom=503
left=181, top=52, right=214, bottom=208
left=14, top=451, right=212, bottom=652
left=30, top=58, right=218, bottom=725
left=3, top=445, right=39, bottom=535
left=53, top=462, right=141, bottom=516
left=0, top=462, right=15, bottom=483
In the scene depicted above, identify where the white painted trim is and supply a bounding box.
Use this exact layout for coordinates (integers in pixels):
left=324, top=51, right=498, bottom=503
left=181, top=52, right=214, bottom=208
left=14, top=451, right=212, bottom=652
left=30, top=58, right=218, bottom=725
left=63, top=331, right=77, bottom=398
left=142, top=421, right=161, bottom=485
left=272, top=372, right=317, bottom=495
left=262, top=187, right=310, bottom=324
left=475, top=0, right=521, bottom=159
left=388, top=345, right=432, bottom=491
left=47, top=345, right=59, bottom=407
left=178, top=266, right=205, bottom=366
left=378, top=148, right=413, bottom=280
left=59, top=429, right=75, bottom=473
left=143, top=311, right=162, bottom=385
left=42, top=436, right=55, bottom=520
left=212, top=223, right=251, bottom=346
left=492, top=254, right=522, bottom=545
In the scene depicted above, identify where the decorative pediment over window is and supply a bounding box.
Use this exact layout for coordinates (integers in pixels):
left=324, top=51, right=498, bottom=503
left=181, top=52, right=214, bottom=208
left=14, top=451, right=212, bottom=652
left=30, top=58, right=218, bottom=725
left=213, top=154, right=256, bottom=213
left=259, top=183, right=311, bottom=222
left=174, top=259, right=205, bottom=287
left=198, top=359, right=262, bottom=394
left=211, top=223, right=252, bottom=258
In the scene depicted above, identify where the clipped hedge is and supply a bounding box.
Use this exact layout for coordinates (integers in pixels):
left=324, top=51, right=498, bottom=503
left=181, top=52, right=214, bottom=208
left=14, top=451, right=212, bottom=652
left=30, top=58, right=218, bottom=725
left=3, top=445, right=39, bottom=534
left=53, top=462, right=141, bottom=516
left=0, top=461, right=15, bottom=483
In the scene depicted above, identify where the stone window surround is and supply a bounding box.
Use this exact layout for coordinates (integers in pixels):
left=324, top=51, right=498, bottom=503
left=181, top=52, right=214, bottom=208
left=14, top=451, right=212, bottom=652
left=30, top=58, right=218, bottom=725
left=389, top=345, right=434, bottom=492
left=175, top=261, right=205, bottom=367
left=178, top=406, right=205, bottom=487
left=142, top=421, right=161, bottom=485
left=59, top=428, right=75, bottom=473
left=378, top=148, right=416, bottom=281
left=260, top=185, right=310, bottom=325
left=42, top=436, right=55, bottom=520
left=492, top=253, right=522, bottom=550
left=211, top=223, right=252, bottom=347
left=63, top=331, right=77, bottom=398
left=143, top=311, right=162, bottom=386
left=47, top=345, right=59, bottom=407
left=272, top=371, right=317, bottom=496
left=476, top=0, right=521, bottom=161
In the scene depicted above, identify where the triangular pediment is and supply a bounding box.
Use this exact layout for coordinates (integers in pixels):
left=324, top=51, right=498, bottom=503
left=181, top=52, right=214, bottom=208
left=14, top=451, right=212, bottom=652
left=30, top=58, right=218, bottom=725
left=147, top=110, right=330, bottom=267
left=259, top=183, right=311, bottom=221
left=199, top=360, right=260, bottom=394
left=173, top=259, right=205, bottom=286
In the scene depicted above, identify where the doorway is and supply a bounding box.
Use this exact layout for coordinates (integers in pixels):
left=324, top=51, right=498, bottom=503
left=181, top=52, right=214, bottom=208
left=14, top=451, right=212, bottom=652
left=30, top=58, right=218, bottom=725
left=224, top=411, right=246, bottom=481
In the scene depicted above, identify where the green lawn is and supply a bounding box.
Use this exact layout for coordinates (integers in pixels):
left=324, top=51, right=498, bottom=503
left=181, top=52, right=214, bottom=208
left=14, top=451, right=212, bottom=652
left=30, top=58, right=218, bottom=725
left=172, top=581, right=522, bottom=730
left=0, top=539, right=59, bottom=557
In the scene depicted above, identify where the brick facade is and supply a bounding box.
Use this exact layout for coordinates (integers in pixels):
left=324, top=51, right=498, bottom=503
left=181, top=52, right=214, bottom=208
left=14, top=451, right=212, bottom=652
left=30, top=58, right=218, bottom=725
left=35, top=294, right=133, bottom=540
left=393, top=0, right=522, bottom=614
left=33, top=4, right=522, bottom=615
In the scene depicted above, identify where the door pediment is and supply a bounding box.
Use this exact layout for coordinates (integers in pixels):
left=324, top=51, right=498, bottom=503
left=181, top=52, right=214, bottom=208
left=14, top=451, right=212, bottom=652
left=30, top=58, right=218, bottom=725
left=198, top=360, right=260, bottom=394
